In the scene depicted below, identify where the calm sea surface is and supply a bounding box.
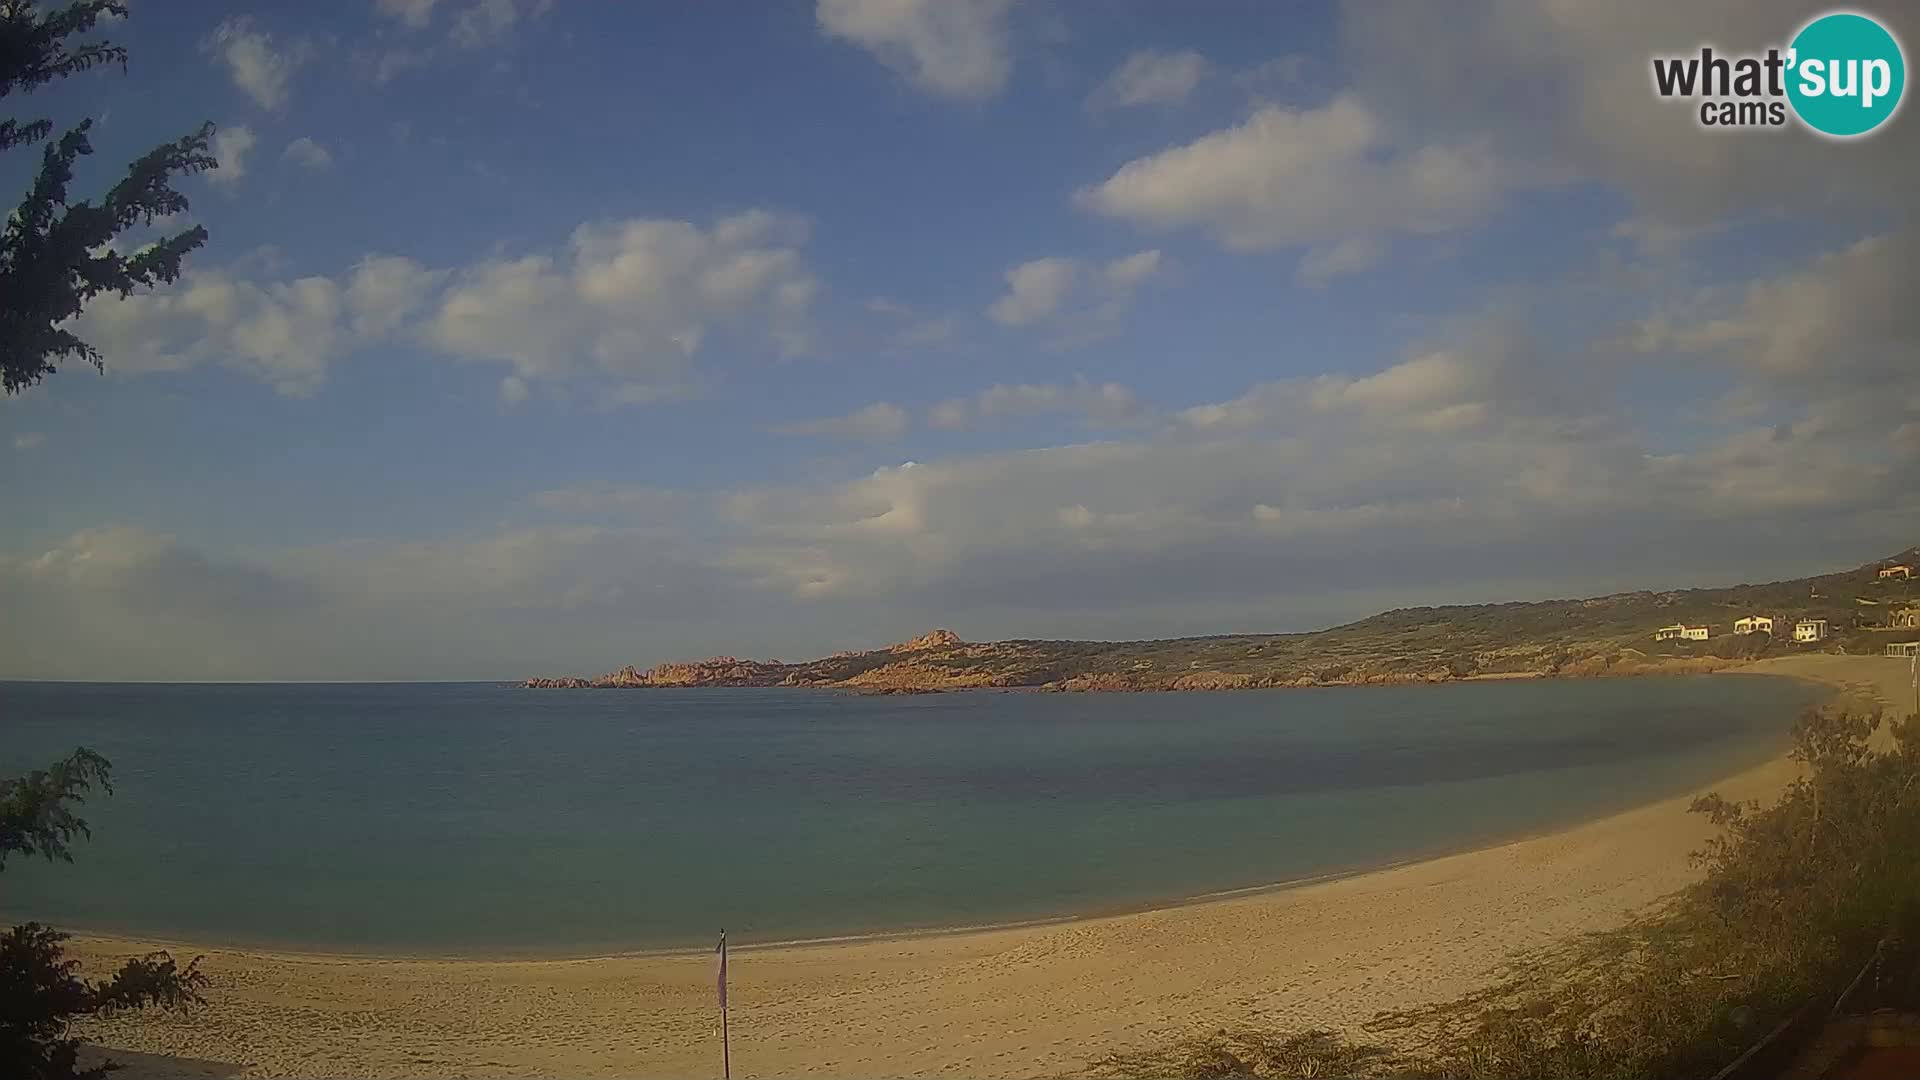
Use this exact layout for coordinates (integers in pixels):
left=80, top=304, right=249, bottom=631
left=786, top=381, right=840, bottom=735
left=0, top=676, right=1821, bottom=954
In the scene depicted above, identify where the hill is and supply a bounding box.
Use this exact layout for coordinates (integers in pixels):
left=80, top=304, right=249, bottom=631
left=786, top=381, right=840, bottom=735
left=523, top=547, right=1920, bottom=692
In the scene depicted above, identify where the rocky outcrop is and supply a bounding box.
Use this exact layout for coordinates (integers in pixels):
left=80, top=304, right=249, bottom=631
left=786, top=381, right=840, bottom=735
left=522, top=544, right=1908, bottom=693
left=636, top=657, right=785, bottom=686
left=1169, top=671, right=1260, bottom=691
left=887, top=628, right=964, bottom=653
left=522, top=657, right=788, bottom=689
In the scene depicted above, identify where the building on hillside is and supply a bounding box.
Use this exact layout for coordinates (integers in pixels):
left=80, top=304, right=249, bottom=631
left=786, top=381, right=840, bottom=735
left=1880, top=564, right=1914, bottom=580
left=1891, top=606, right=1920, bottom=630
left=1794, top=618, right=1829, bottom=643
left=1653, top=624, right=1687, bottom=641
left=1886, top=641, right=1920, bottom=658
left=1733, top=615, right=1774, bottom=635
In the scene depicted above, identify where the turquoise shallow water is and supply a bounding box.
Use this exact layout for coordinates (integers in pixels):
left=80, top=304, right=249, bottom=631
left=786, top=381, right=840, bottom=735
left=0, top=676, right=1821, bottom=954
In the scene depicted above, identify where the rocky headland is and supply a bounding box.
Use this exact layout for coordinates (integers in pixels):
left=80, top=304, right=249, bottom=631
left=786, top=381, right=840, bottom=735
left=522, top=547, right=1918, bottom=694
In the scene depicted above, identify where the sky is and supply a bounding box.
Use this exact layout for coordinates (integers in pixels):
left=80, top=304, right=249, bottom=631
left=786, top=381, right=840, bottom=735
left=2, top=0, right=1917, bottom=680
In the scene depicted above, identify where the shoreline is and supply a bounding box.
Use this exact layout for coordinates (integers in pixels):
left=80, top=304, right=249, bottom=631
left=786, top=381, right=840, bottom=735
left=67, top=654, right=1912, bottom=1080
left=518, top=652, right=1757, bottom=694
left=40, top=673, right=1790, bottom=965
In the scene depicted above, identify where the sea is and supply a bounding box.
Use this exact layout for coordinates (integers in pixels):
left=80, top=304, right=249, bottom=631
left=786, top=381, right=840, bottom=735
left=0, top=675, right=1823, bottom=955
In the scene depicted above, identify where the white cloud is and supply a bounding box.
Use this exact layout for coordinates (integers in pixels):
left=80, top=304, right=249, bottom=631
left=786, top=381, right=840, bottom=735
left=1077, top=98, right=1505, bottom=269
left=1295, top=236, right=1383, bottom=283
left=898, top=316, right=957, bottom=346
left=364, top=0, right=550, bottom=78
left=373, top=0, right=548, bottom=44
left=209, top=125, right=257, bottom=185
left=0, top=523, right=740, bottom=680
left=987, top=250, right=1161, bottom=336
left=428, top=211, right=819, bottom=396
left=205, top=18, right=305, bottom=110
left=929, top=377, right=1144, bottom=431
left=1175, top=334, right=1536, bottom=438
left=65, top=209, right=819, bottom=400
left=17, top=229, right=1920, bottom=676
left=714, top=305, right=1912, bottom=613
left=928, top=398, right=971, bottom=430
left=68, top=251, right=435, bottom=396
left=499, top=375, right=529, bottom=406
left=283, top=137, right=332, bottom=169
left=774, top=401, right=911, bottom=440
left=1647, top=235, right=1917, bottom=380
left=358, top=45, right=437, bottom=83
left=531, top=486, right=691, bottom=516
left=1338, top=1, right=1918, bottom=227
left=1635, top=234, right=1920, bottom=480
left=451, top=0, right=539, bottom=48
left=1089, top=49, right=1207, bottom=109
left=988, top=257, right=1077, bottom=326
left=865, top=298, right=960, bottom=348
left=1103, top=249, right=1161, bottom=291
left=345, top=256, right=443, bottom=338
left=375, top=0, right=442, bottom=28
left=12, top=432, right=44, bottom=450
left=817, top=0, right=1019, bottom=100
left=1067, top=4, right=1912, bottom=279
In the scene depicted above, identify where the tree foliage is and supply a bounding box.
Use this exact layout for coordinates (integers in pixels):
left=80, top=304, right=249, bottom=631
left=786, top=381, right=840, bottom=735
left=1, top=749, right=207, bottom=1079
left=0, top=0, right=216, bottom=395
left=0, top=747, right=110, bottom=865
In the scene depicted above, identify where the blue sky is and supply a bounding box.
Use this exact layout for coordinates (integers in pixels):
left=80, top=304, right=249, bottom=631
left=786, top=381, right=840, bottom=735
left=2, top=0, right=1916, bottom=679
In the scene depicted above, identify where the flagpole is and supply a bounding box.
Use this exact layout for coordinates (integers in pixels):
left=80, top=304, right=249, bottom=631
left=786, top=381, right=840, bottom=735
left=718, top=930, right=731, bottom=1080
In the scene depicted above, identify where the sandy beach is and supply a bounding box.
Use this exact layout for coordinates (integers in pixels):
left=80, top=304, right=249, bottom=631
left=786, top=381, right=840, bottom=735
left=66, top=654, right=1916, bottom=1080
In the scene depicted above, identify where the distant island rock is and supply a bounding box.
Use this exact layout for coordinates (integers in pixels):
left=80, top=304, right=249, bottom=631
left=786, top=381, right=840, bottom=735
left=521, top=546, right=1919, bottom=693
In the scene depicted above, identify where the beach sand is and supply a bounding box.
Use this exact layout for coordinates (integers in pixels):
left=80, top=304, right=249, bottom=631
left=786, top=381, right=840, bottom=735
left=68, top=654, right=1917, bottom=1080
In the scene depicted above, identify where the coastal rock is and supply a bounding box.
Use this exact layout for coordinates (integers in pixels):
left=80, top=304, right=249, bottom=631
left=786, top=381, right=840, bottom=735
left=521, top=541, right=1912, bottom=693
left=1169, top=671, right=1258, bottom=691
left=888, top=628, right=964, bottom=653
left=635, top=657, right=782, bottom=687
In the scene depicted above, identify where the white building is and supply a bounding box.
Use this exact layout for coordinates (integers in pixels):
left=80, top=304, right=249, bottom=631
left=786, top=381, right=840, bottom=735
left=1733, top=615, right=1774, bottom=635
left=1794, top=619, right=1829, bottom=643
left=1891, top=607, right=1920, bottom=630
left=1880, top=564, right=1914, bottom=580
left=1655, top=624, right=1711, bottom=641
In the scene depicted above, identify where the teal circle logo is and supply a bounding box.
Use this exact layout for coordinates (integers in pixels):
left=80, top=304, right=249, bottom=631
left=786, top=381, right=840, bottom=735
left=1787, top=11, right=1906, bottom=137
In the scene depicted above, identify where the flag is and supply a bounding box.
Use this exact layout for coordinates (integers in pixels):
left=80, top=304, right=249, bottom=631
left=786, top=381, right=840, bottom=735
left=716, top=930, right=728, bottom=1011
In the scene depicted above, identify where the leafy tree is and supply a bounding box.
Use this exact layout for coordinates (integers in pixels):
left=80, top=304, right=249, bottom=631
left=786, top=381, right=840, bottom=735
left=1, top=749, right=207, bottom=1079
left=1, top=0, right=216, bottom=395
left=2, top=8, right=217, bottom=1070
